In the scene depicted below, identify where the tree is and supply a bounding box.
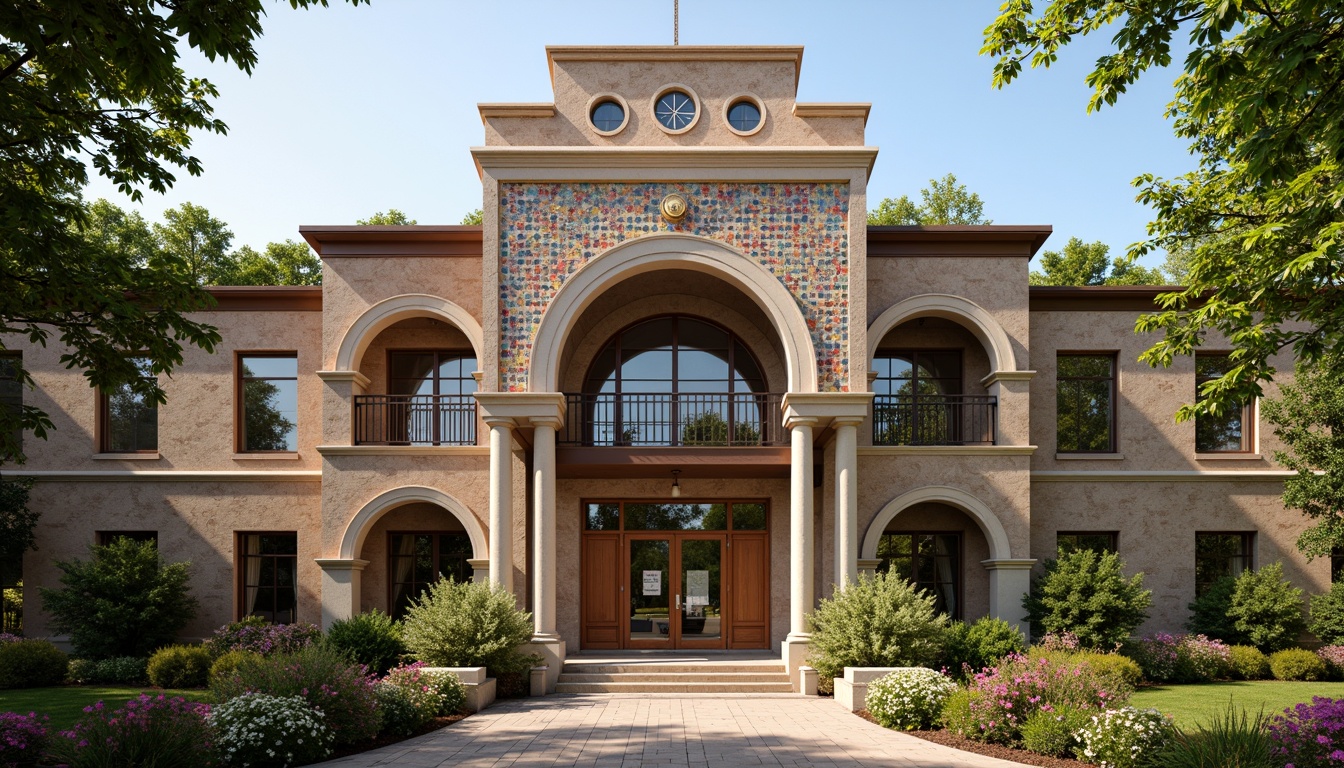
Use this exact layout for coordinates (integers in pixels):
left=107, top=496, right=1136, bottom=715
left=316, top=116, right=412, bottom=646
left=1022, top=549, right=1151, bottom=649
left=358, top=210, right=417, bottom=225
left=1, top=1, right=362, bottom=464
left=1029, top=237, right=1167, bottom=286
left=0, top=477, right=37, bottom=571
left=155, top=202, right=235, bottom=284
left=227, top=240, right=322, bottom=286
left=460, top=209, right=484, bottom=225
left=984, top=2, right=1344, bottom=423
left=868, top=174, right=991, bottom=225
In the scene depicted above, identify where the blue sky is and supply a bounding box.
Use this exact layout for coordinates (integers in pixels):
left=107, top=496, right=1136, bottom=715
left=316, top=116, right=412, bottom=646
left=82, top=0, right=1194, bottom=270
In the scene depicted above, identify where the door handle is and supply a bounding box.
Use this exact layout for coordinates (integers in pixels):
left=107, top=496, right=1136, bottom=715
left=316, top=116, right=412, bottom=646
left=675, top=594, right=681, bottom=611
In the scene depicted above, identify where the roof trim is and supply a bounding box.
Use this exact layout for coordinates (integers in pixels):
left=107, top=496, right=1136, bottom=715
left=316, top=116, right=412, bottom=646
left=867, top=225, right=1053, bottom=258
left=206, top=286, right=322, bottom=311
left=1028, top=285, right=1187, bottom=311
left=479, top=103, right=556, bottom=120
left=793, top=103, right=871, bottom=126
left=546, top=45, right=805, bottom=93
left=300, top=225, right=484, bottom=257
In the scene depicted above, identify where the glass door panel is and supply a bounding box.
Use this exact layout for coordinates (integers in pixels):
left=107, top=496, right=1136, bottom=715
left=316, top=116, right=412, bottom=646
left=628, top=538, right=672, bottom=646
left=678, top=537, right=723, bottom=648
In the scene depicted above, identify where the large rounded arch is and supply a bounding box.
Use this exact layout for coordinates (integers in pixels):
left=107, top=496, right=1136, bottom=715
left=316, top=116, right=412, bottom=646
left=867, top=294, right=1018, bottom=374
left=338, top=486, right=486, bottom=561
left=333, top=294, right=484, bottom=371
left=528, top=234, right=819, bottom=393
left=861, top=485, right=1012, bottom=561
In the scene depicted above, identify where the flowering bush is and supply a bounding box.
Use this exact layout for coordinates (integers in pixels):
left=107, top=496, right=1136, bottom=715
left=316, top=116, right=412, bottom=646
left=1020, top=705, right=1090, bottom=758
left=374, top=680, right=428, bottom=737
left=1076, top=707, right=1175, bottom=768
left=383, top=662, right=467, bottom=716
left=1123, top=633, right=1230, bottom=683
left=1270, top=648, right=1327, bottom=681
left=0, top=634, right=19, bottom=645
left=1269, top=696, right=1344, bottom=768
left=1037, top=631, right=1082, bottom=653
left=50, top=694, right=214, bottom=768
left=210, top=693, right=333, bottom=768
left=964, top=653, right=1129, bottom=744
left=1318, top=645, right=1344, bottom=681
left=211, top=645, right=379, bottom=746
left=324, top=610, right=405, bottom=675
left=865, top=668, right=958, bottom=730
left=0, top=711, right=47, bottom=768
left=205, top=618, right=321, bottom=658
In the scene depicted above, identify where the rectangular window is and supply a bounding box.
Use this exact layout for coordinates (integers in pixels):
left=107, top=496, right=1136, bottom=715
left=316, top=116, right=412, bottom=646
left=1333, top=546, right=1343, bottom=584
left=0, top=354, right=21, bottom=455
left=96, top=531, right=158, bottom=547
left=238, top=532, right=298, bottom=623
left=101, top=357, right=157, bottom=453
left=1056, top=354, right=1116, bottom=453
left=386, top=351, right=478, bottom=445
left=872, top=350, right=970, bottom=446
left=0, top=551, right=19, bottom=635
left=1195, top=532, right=1254, bottom=596
left=1057, top=531, right=1118, bottom=556
left=239, top=354, right=298, bottom=452
left=876, top=532, right=961, bottom=619
left=1195, top=354, right=1253, bottom=452
left=388, top=532, right=473, bottom=619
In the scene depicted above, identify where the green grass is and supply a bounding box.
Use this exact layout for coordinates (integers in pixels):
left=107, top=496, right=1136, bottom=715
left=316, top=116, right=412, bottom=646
left=1130, top=680, right=1344, bottom=730
left=0, top=686, right=211, bottom=730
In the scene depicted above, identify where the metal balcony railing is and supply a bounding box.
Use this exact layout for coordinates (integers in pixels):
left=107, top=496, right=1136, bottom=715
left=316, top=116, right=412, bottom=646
left=872, top=394, right=997, bottom=446
left=353, top=394, right=477, bottom=446
left=560, top=392, right=786, bottom=447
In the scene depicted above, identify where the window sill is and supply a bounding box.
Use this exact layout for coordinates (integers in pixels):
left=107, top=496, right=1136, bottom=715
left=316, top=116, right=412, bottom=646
left=232, top=452, right=301, bottom=461
left=92, top=452, right=161, bottom=460
left=1055, top=453, right=1124, bottom=461
left=1195, top=453, right=1263, bottom=461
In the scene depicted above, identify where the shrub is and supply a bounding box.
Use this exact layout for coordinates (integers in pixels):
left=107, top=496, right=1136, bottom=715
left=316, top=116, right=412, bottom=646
left=1269, top=648, right=1327, bottom=681
left=1318, top=645, right=1344, bottom=680
left=383, top=662, right=467, bottom=716
left=864, top=668, right=957, bottom=730
left=375, top=680, right=429, bottom=737
left=210, top=693, right=333, bottom=768
left=1076, top=707, right=1176, bottom=768
left=325, top=609, right=405, bottom=675
left=806, top=571, right=948, bottom=690
left=1310, top=582, right=1344, bottom=645
left=0, top=633, right=19, bottom=644
left=66, top=656, right=148, bottom=685
left=38, top=537, right=197, bottom=659
left=1078, top=652, right=1144, bottom=691
left=1269, top=696, right=1344, bottom=768
left=205, top=617, right=321, bottom=658
left=210, top=644, right=379, bottom=746
left=1037, top=631, right=1081, bottom=652
left=0, top=711, right=48, bottom=768
left=1022, top=549, right=1151, bottom=649
left=147, top=644, right=213, bottom=688
left=1124, top=633, right=1230, bottom=683
left=1158, top=704, right=1275, bottom=768
left=939, top=688, right=976, bottom=737
left=208, top=650, right=260, bottom=687
left=1227, top=563, right=1306, bottom=653
left=965, top=653, right=1130, bottom=744
left=943, top=617, right=1025, bottom=677
left=0, top=638, right=67, bottom=689
left=1227, top=645, right=1272, bottom=680
left=1020, top=705, right=1091, bottom=758
left=402, top=578, right=540, bottom=678
left=1186, top=576, right=1245, bottom=644
left=51, top=694, right=214, bottom=768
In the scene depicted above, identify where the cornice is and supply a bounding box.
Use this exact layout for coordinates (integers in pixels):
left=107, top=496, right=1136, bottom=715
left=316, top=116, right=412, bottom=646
left=867, top=226, right=1053, bottom=258
left=546, top=45, right=805, bottom=91
left=858, top=446, right=1037, bottom=456
left=300, top=226, right=483, bottom=258
left=1031, top=470, right=1292, bottom=483
left=205, top=286, right=322, bottom=311
left=792, top=103, right=871, bottom=125
left=478, top=103, right=556, bottom=119
left=10, top=470, right=322, bottom=482
left=471, top=146, right=879, bottom=180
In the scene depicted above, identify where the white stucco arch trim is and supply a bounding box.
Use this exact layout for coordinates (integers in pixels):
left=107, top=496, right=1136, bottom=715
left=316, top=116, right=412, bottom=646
left=338, top=485, right=487, bottom=561
left=861, top=485, right=1012, bottom=561
left=334, top=294, right=484, bottom=371
left=868, top=294, right=1017, bottom=374
left=528, top=233, right=819, bottom=393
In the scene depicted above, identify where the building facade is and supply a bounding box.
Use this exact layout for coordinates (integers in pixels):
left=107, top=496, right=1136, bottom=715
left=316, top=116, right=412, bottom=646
left=5, top=46, right=1332, bottom=692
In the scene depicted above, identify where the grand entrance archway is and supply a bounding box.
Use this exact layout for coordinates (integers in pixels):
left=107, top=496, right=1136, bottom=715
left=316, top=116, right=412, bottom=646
left=580, top=500, right=770, bottom=650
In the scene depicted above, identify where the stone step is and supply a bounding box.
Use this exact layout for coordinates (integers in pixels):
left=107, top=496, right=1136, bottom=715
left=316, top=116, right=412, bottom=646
left=558, top=671, right=791, bottom=684
left=554, top=680, right=796, bottom=694
left=561, top=663, right=787, bottom=674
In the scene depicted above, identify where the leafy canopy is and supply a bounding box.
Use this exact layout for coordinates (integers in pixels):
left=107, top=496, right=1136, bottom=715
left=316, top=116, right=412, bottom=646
left=985, top=1, right=1344, bottom=422
left=357, top=209, right=417, bottom=225
left=1030, top=237, right=1167, bottom=286
left=869, top=173, right=990, bottom=225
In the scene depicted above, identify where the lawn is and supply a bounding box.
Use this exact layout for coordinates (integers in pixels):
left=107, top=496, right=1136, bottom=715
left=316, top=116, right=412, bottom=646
left=0, top=686, right=211, bottom=730
left=1130, top=680, right=1344, bottom=729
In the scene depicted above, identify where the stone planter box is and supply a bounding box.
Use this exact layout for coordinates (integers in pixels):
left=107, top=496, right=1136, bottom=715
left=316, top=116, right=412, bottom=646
left=834, top=667, right=923, bottom=712
left=421, top=666, right=496, bottom=712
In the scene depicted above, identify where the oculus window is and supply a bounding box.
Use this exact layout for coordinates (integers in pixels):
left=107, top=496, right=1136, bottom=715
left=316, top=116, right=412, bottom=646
left=726, top=99, right=762, bottom=132
left=590, top=100, right=626, bottom=133
left=654, top=89, right=696, bottom=131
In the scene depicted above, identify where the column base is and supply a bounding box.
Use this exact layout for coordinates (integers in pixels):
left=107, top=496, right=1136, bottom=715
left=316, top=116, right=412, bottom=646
left=523, top=636, right=566, bottom=694
left=781, top=637, right=812, bottom=694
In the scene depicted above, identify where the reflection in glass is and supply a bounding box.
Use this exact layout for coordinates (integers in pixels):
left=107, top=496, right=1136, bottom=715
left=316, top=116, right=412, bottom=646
left=877, top=532, right=960, bottom=618
left=1195, top=355, right=1248, bottom=452
left=625, top=503, right=727, bottom=531
left=585, top=503, right=620, bottom=531
left=731, top=503, right=767, bottom=530
left=241, top=355, right=298, bottom=451
left=1194, top=532, right=1253, bottom=596
left=104, top=357, right=157, bottom=452
left=1056, top=354, right=1115, bottom=452
left=242, top=533, right=298, bottom=624
left=680, top=539, right=722, bottom=640
left=629, top=539, right=671, bottom=642
left=388, top=532, right=472, bottom=619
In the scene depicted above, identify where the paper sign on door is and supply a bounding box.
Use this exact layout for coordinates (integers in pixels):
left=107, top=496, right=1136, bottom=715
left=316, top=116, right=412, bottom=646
left=642, top=570, right=662, bottom=596
left=685, top=569, right=709, bottom=607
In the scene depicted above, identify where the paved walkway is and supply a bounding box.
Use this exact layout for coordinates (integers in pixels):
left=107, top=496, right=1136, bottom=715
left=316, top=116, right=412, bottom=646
left=318, top=694, right=1031, bottom=768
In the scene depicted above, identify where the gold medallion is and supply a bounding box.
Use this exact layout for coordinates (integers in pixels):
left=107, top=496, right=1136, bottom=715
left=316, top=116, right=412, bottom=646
left=660, top=193, right=689, bottom=223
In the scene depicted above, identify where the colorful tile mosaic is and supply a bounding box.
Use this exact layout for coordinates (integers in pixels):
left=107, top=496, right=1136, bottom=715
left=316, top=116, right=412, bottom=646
left=498, top=182, right=850, bottom=391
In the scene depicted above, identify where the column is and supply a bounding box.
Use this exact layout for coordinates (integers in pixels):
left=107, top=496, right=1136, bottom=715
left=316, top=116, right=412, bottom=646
left=315, top=558, right=368, bottom=630
left=982, top=558, right=1037, bottom=638
left=531, top=417, right=560, bottom=641
left=833, top=416, right=861, bottom=588
left=787, top=416, right=817, bottom=641
left=485, top=416, right=515, bottom=590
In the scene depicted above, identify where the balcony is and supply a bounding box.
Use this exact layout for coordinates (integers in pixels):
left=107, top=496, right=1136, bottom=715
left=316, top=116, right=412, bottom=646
left=353, top=394, right=477, bottom=446
left=872, top=394, right=997, bottom=446
left=560, top=392, right=787, bottom=447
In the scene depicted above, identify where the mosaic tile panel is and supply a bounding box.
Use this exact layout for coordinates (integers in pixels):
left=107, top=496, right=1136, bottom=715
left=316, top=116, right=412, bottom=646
left=499, top=182, right=849, bottom=391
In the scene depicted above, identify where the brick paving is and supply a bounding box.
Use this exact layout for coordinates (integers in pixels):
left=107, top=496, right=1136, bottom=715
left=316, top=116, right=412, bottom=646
left=317, top=694, right=1032, bottom=767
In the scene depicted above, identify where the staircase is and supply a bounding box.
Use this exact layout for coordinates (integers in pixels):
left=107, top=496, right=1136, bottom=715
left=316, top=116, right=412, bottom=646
left=555, top=656, right=794, bottom=694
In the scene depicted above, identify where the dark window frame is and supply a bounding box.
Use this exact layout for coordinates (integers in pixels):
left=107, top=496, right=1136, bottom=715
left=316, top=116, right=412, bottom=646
left=580, top=499, right=771, bottom=532
left=1195, top=352, right=1254, bottom=453
left=875, top=530, right=964, bottom=620
left=96, top=530, right=158, bottom=547
left=872, top=348, right=966, bottom=397
left=0, top=353, right=21, bottom=455
left=1056, top=351, right=1118, bottom=454
left=386, top=530, right=475, bottom=619
left=1332, top=546, right=1343, bottom=584
left=236, top=531, right=299, bottom=624
left=583, top=314, right=769, bottom=397
left=98, top=356, right=158, bottom=454
left=236, top=351, right=299, bottom=454
left=1194, top=531, right=1255, bottom=596
left=1056, top=531, right=1119, bottom=556
left=0, top=547, right=19, bottom=634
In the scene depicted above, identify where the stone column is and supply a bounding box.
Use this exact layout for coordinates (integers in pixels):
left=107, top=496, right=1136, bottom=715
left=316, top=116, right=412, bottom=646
left=787, top=415, right=817, bottom=641
left=531, top=417, right=560, bottom=642
left=315, top=558, right=368, bottom=630
left=485, top=416, right=516, bottom=590
left=833, top=416, right=862, bottom=588
left=983, top=558, right=1037, bottom=637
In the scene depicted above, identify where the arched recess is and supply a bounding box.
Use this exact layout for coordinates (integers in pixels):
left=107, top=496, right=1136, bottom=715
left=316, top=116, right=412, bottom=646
left=334, top=294, right=484, bottom=371
left=339, top=486, right=487, bottom=561
left=861, top=485, right=1012, bottom=562
left=528, top=234, right=819, bottom=393
left=868, top=294, right=1017, bottom=374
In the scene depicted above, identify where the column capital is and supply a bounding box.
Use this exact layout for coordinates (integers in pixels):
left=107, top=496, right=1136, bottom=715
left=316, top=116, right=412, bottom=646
left=784, top=414, right=819, bottom=430
left=474, top=392, right=567, bottom=427
left=981, top=558, right=1038, bottom=571
left=979, top=370, right=1036, bottom=387
left=782, top=392, right=873, bottom=430
left=530, top=416, right=563, bottom=430
left=317, top=370, right=372, bottom=389
left=314, top=558, right=370, bottom=571
left=831, top=415, right=866, bottom=428
left=482, top=415, right=517, bottom=430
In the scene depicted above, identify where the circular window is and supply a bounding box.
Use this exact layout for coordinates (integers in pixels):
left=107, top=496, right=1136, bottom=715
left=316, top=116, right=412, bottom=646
left=723, top=94, right=767, bottom=136
left=586, top=94, right=629, bottom=136
left=652, top=86, right=700, bottom=134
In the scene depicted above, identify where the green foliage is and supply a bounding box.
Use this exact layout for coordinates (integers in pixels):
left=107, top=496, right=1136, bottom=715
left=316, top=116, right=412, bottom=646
left=1023, top=549, right=1152, bottom=649
left=67, top=656, right=149, bottom=686
left=1157, top=704, right=1276, bottom=768
left=1029, top=237, right=1167, bottom=286
left=944, top=617, right=1026, bottom=677
left=375, top=680, right=429, bottom=737
left=679, top=410, right=761, bottom=446
left=146, top=645, right=212, bottom=689
left=401, top=578, right=538, bottom=676
left=460, top=209, right=484, bottom=225
left=1021, top=705, right=1091, bottom=758
left=865, top=668, right=957, bottom=730
left=39, top=538, right=197, bottom=659
left=1187, top=576, right=1245, bottom=645
left=383, top=663, right=467, bottom=716
left=225, top=240, right=322, bottom=286
left=806, top=571, right=949, bottom=690
left=1310, top=582, right=1344, bottom=645
left=325, top=609, right=406, bottom=675
left=358, top=209, right=417, bottom=225
left=207, top=650, right=260, bottom=687
left=50, top=693, right=215, bottom=768
left=868, top=174, right=990, bottom=225
left=939, top=688, right=977, bottom=737
left=0, top=478, right=36, bottom=567
left=1227, top=645, right=1272, bottom=681
left=1227, top=563, right=1306, bottom=653
left=0, top=638, right=66, bottom=688
left=1269, top=648, right=1327, bottom=682
left=984, top=2, right=1344, bottom=425
left=1056, top=650, right=1144, bottom=692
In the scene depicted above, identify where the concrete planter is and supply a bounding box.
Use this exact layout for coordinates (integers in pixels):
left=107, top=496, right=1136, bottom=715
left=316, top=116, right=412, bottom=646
left=421, top=666, right=496, bottom=712
left=834, top=667, right=923, bottom=712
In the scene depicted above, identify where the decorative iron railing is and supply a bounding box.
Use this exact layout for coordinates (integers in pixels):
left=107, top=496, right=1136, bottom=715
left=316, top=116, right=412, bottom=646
left=872, top=394, right=997, bottom=446
left=353, top=394, right=477, bottom=446
left=560, top=392, right=786, bottom=447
